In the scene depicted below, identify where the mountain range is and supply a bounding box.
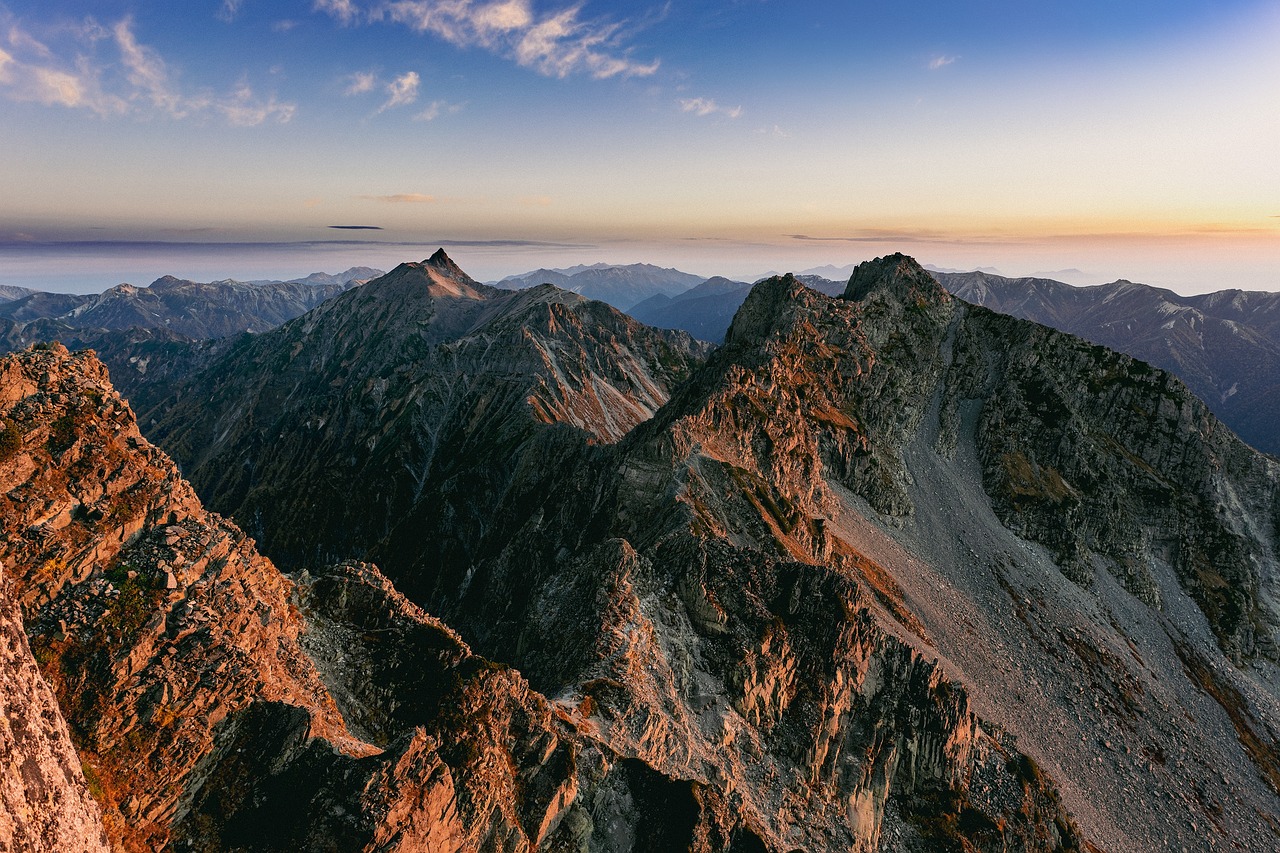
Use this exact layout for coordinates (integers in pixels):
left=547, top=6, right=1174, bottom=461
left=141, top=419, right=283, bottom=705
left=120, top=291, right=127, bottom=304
left=0, top=267, right=380, bottom=340
left=935, top=271, right=1280, bottom=455
left=493, top=263, right=707, bottom=311
left=4, top=251, right=1279, bottom=851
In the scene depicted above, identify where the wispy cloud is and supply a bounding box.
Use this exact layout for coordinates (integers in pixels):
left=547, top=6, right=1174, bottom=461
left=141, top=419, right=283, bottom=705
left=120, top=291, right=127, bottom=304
left=219, top=0, right=245, bottom=23
left=328, top=224, right=385, bottom=230
left=220, top=83, right=297, bottom=125
left=318, top=0, right=659, bottom=80
left=414, top=98, right=463, bottom=120
left=314, top=0, right=361, bottom=26
left=755, top=123, right=791, bottom=138
left=344, top=70, right=377, bottom=95
left=928, top=55, right=958, bottom=70
left=0, top=17, right=295, bottom=125
left=678, top=97, right=742, bottom=119
left=362, top=193, right=437, bottom=203
left=379, top=70, right=420, bottom=110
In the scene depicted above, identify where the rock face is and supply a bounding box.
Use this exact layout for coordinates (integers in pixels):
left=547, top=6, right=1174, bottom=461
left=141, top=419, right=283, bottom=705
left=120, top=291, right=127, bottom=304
left=1, top=587, right=109, bottom=853
left=0, top=344, right=361, bottom=851
left=937, top=270, right=1280, bottom=454
left=148, top=250, right=711, bottom=574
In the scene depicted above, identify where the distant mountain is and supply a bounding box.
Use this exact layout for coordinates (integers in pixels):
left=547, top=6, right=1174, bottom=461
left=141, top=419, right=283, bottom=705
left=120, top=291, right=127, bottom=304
left=628, top=276, right=752, bottom=342
left=284, top=266, right=384, bottom=287
left=936, top=270, right=1280, bottom=454
left=0, top=274, right=360, bottom=340
left=923, top=263, right=1004, bottom=276
left=794, top=273, right=845, bottom=296
left=625, top=273, right=844, bottom=342
left=496, top=262, right=705, bottom=310
left=0, top=284, right=34, bottom=303
left=798, top=262, right=856, bottom=279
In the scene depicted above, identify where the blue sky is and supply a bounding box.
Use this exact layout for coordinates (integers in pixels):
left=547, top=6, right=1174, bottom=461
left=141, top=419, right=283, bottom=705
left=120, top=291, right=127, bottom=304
left=1, top=1, right=1277, bottom=291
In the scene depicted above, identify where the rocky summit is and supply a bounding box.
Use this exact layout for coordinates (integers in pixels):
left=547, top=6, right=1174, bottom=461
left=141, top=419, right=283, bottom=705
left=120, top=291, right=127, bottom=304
left=2, top=251, right=1279, bottom=852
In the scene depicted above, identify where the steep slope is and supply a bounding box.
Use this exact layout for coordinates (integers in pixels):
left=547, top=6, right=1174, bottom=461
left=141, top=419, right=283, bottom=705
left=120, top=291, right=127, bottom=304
left=45, top=250, right=1280, bottom=851
left=938, top=270, right=1280, bottom=454
left=0, top=344, right=367, bottom=851
left=0, top=284, right=34, bottom=303
left=148, top=250, right=710, bottom=575
left=1, top=588, right=110, bottom=853
left=3, top=343, right=799, bottom=853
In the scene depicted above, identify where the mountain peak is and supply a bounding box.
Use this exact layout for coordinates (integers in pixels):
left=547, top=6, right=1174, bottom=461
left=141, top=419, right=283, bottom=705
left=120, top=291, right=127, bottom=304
left=843, top=252, right=952, bottom=309
left=425, top=248, right=467, bottom=276
left=723, top=273, right=811, bottom=347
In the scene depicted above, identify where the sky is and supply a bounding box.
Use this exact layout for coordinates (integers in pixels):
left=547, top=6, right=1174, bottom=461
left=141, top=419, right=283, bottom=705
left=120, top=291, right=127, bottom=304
left=0, top=0, right=1277, bottom=292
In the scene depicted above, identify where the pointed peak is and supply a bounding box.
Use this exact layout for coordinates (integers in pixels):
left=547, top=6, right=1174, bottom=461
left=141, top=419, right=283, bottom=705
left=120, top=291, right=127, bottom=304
left=425, top=248, right=464, bottom=273
left=843, top=253, right=951, bottom=308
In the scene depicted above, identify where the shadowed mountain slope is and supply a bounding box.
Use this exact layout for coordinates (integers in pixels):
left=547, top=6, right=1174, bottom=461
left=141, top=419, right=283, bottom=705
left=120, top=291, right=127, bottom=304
left=147, top=250, right=711, bottom=573
left=937, top=270, right=1280, bottom=455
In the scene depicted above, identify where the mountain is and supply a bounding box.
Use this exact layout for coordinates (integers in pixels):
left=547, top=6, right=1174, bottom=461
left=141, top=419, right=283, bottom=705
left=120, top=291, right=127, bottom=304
left=936, top=270, right=1280, bottom=454
left=284, top=266, right=384, bottom=287
left=0, top=343, right=359, bottom=850
left=6, top=251, right=1280, bottom=851
left=625, top=274, right=843, bottom=342
left=0, top=284, right=35, bottom=303
left=0, top=274, right=359, bottom=340
left=0, top=270, right=378, bottom=417
left=496, top=263, right=706, bottom=310
left=146, top=250, right=711, bottom=575
left=2, top=343, right=745, bottom=851
left=799, top=263, right=857, bottom=279
left=145, top=250, right=1280, bottom=850
left=628, top=276, right=753, bottom=342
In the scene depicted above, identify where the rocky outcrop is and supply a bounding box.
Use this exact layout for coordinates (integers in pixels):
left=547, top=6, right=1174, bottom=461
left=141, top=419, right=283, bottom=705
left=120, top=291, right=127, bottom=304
left=943, top=305, right=1280, bottom=661
left=1, top=587, right=109, bottom=853
left=0, top=344, right=360, bottom=851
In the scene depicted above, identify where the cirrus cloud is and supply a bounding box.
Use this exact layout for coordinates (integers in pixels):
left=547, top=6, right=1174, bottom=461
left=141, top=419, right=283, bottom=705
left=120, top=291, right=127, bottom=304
left=678, top=96, right=742, bottom=120
left=0, top=16, right=295, bottom=125
left=317, top=0, right=659, bottom=80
